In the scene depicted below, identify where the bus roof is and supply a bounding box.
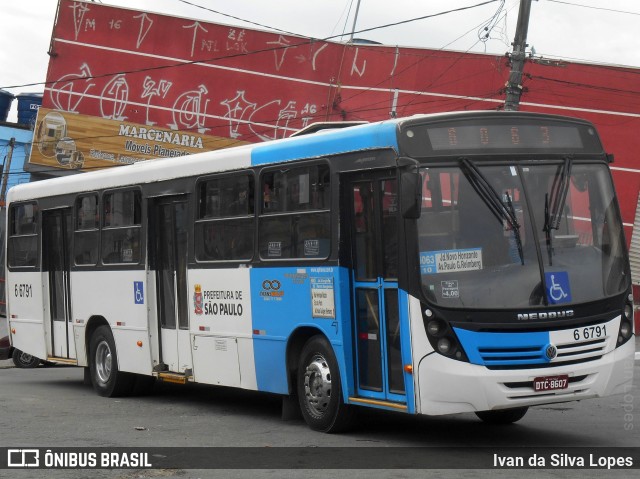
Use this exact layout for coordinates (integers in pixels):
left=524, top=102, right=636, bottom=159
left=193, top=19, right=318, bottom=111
left=8, top=118, right=402, bottom=203
left=7, top=110, right=597, bottom=203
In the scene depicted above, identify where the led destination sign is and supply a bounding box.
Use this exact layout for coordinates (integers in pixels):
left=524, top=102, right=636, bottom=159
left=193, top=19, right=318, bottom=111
left=401, top=117, right=604, bottom=156
left=427, top=124, right=583, bottom=150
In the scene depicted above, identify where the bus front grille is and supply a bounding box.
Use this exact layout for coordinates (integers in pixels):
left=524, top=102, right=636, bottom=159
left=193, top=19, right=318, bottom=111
left=454, top=326, right=610, bottom=369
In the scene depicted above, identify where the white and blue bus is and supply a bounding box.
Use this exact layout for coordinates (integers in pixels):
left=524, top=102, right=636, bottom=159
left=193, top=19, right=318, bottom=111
left=6, top=111, right=634, bottom=431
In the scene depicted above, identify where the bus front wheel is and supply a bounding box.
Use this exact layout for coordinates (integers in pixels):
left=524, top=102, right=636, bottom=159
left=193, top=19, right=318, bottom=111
left=475, top=407, right=528, bottom=424
left=296, top=335, right=354, bottom=433
left=89, top=325, right=134, bottom=397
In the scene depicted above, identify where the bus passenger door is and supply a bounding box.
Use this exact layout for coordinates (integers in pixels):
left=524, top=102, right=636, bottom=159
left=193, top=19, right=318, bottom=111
left=42, top=208, right=75, bottom=359
left=349, top=172, right=407, bottom=404
left=151, top=196, right=192, bottom=374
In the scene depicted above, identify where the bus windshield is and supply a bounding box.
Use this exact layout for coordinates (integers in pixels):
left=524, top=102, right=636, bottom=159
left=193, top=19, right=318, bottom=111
left=417, top=161, right=628, bottom=309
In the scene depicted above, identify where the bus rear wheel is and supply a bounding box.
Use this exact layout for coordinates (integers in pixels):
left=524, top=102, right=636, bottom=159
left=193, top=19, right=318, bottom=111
left=89, top=325, right=134, bottom=397
left=12, top=348, right=41, bottom=368
left=296, top=336, right=354, bottom=433
left=475, top=407, right=528, bottom=424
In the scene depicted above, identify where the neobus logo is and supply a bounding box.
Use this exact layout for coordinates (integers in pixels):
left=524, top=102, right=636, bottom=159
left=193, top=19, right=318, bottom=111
left=517, top=310, right=574, bottom=320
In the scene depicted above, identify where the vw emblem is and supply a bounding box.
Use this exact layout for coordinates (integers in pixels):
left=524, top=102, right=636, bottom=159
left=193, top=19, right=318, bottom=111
left=545, top=344, right=558, bottom=360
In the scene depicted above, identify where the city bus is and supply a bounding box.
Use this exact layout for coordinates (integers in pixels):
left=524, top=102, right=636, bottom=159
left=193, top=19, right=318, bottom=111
left=6, top=111, right=635, bottom=432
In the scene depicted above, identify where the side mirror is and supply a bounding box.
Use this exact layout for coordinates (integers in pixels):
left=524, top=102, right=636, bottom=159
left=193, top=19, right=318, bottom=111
left=401, top=171, right=422, bottom=219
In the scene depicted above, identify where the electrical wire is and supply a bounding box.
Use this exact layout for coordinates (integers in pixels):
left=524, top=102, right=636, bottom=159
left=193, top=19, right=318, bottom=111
left=5, top=0, right=640, bottom=164
left=1, top=0, right=500, bottom=91
left=327, top=2, right=511, bottom=113
left=529, top=75, right=640, bottom=96
left=175, top=0, right=303, bottom=37
left=0, top=1, right=510, bottom=154
left=478, top=0, right=506, bottom=43
left=546, top=0, right=640, bottom=16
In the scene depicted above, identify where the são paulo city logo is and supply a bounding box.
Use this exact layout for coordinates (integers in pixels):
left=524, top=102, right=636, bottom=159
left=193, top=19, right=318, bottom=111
left=193, top=284, right=243, bottom=316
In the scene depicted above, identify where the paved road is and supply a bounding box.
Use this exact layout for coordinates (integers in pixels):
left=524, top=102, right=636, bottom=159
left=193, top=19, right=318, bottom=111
left=0, top=351, right=638, bottom=479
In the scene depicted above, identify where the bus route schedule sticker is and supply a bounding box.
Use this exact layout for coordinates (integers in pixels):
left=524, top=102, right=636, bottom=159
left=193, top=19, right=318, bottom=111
left=420, top=248, right=483, bottom=275
left=311, top=277, right=335, bottom=318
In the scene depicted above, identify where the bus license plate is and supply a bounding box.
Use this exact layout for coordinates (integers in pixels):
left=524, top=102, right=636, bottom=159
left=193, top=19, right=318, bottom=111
left=533, top=375, right=569, bottom=392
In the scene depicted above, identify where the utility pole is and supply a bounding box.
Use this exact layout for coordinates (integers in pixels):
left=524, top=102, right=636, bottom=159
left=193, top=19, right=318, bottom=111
left=348, top=0, right=362, bottom=43
left=0, top=138, right=15, bottom=207
left=504, top=0, right=535, bottom=111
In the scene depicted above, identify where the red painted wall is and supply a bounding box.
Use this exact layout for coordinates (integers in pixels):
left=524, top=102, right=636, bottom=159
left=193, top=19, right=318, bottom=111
left=44, top=1, right=640, bottom=243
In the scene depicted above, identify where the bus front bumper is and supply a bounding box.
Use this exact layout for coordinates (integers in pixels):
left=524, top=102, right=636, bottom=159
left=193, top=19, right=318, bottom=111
left=415, top=337, right=635, bottom=416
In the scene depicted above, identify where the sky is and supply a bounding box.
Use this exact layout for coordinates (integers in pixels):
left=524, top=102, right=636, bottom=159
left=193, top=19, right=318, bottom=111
left=2, top=0, right=640, bottom=121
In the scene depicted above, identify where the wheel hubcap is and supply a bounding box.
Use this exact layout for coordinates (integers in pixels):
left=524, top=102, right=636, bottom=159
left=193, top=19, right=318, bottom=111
left=95, top=341, right=112, bottom=386
left=303, top=354, right=332, bottom=416
left=20, top=352, right=33, bottom=362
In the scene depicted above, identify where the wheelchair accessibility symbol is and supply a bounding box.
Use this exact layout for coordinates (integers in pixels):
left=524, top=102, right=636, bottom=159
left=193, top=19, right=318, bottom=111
left=134, top=281, right=144, bottom=305
left=545, top=272, right=571, bottom=305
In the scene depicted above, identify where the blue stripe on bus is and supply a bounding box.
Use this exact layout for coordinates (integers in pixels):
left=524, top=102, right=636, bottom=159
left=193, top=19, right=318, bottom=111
left=453, top=328, right=551, bottom=366
left=248, top=266, right=413, bottom=411
left=250, top=266, right=348, bottom=395
left=251, top=122, right=399, bottom=165
left=398, top=290, right=415, bottom=414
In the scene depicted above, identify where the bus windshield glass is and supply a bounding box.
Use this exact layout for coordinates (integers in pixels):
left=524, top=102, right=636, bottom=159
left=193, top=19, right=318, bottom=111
left=417, top=161, right=628, bottom=309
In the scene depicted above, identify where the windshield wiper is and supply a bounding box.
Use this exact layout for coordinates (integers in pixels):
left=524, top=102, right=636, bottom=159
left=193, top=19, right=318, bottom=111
left=504, top=190, right=524, bottom=265
left=459, top=158, right=524, bottom=265
left=543, top=156, right=573, bottom=265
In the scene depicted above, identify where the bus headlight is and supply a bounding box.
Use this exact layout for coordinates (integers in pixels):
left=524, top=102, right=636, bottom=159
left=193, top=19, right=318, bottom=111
left=619, top=321, right=632, bottom=340
left=618, top=318, right=633, bottom=345
left=427, top=320, right=442, bottom=336
left=422, top=306, right=468, bottom=362
left=437, top=338, right=451, bottom=354
left=617, top=296, right=634, bottom=347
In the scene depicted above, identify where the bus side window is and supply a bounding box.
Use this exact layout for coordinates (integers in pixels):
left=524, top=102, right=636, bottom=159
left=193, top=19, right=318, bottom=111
left=259, top=164, right=331, bottom=260
left=259, top=216, right=292, bottom=259
left=8, top=203, right=39, bottom=268
left=313, top=166, right=330, bottom=209
left=295, top=213, right=330, bottom=258
left=262, top=172, right=283, bottom=212
left=74, top=194, right=99, bottom=265
left=101, top=190, right=142, bottom=264
left=195, top=173, right=255, bottom=262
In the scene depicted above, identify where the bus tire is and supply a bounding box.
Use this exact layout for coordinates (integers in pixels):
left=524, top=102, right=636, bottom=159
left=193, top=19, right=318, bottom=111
left=89, top=325, right=135, bottom=397
left=297, top=335, right=354, bottom=433
left=12, top=348, right=41, bottom=368
left=475, top=407, right=528, bottom=424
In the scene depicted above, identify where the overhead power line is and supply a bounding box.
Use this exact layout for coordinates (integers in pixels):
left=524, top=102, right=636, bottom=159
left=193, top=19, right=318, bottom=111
left=176, top=0, right=302, bottom=37
left=326, top=1, right=509, bottom=114
left=1, top=0, right=499, bottom=91
left=530, top=75, right=640, bottom=96
left=546, top=0, right=640, bottom=16
left=179, top=0, right=502, bottom=39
